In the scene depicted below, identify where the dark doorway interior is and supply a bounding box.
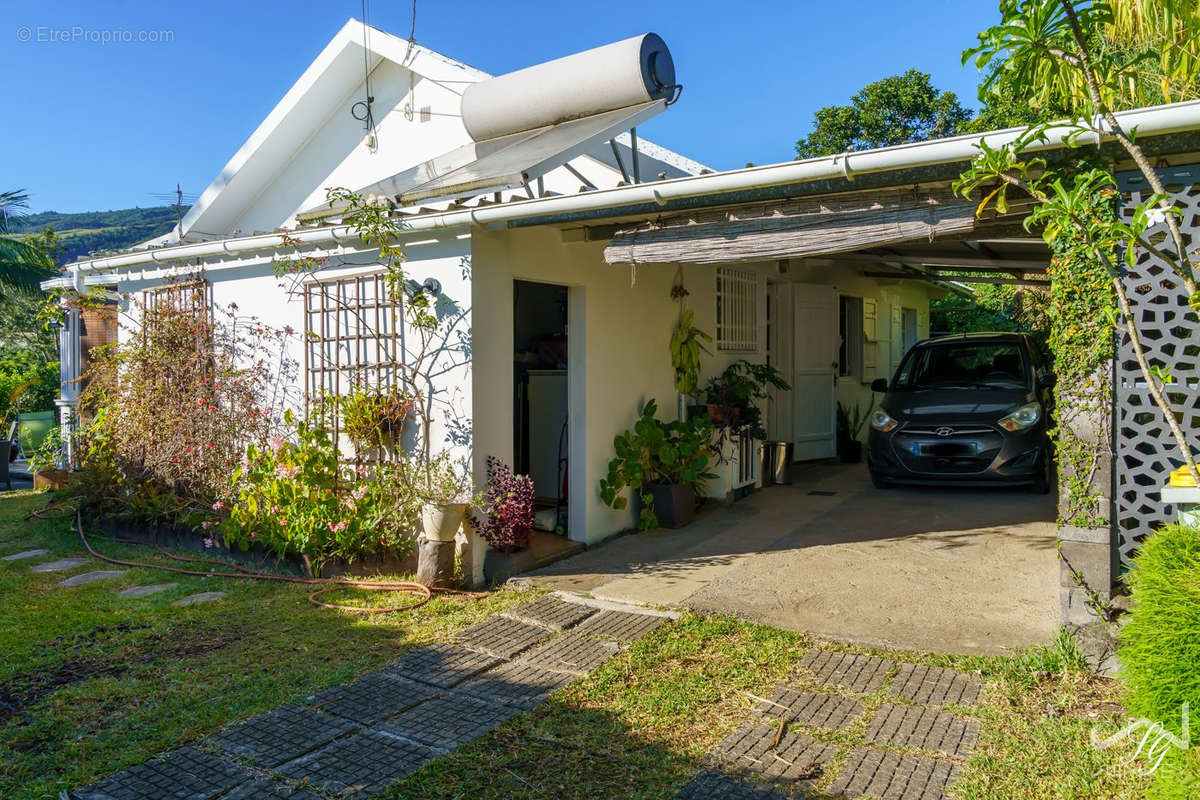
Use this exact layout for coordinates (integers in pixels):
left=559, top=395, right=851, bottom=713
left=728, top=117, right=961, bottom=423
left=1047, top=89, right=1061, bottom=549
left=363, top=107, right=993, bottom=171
left=513, top=280, right=569, bottom=535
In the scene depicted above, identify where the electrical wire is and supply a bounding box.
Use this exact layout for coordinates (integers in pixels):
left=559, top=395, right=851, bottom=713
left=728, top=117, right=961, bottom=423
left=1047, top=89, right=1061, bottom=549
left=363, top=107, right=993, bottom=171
left=354, top=0, right=378, bottom=150
left=30, top=505, right=485, bottom=614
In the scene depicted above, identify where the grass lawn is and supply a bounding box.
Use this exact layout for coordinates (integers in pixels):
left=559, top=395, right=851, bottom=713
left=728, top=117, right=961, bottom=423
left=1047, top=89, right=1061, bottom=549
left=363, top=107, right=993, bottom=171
left=2, top=488, right=1147, bottom=799
left=0, top=489, right=528, bottom=798
left=396, top=621, right=1147, bottom=800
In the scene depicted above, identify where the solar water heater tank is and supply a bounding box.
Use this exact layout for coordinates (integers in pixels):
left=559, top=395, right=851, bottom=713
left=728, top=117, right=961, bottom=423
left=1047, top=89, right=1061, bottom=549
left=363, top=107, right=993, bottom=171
left=460, top=33, right=676, bottom=142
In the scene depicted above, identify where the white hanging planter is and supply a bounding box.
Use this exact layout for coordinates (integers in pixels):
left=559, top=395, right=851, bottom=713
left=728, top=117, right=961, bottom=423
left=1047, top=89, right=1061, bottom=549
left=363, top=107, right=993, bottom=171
left=421, top=503, right=467, bottom=542
left=1161, top=466, right=1200, bottom=525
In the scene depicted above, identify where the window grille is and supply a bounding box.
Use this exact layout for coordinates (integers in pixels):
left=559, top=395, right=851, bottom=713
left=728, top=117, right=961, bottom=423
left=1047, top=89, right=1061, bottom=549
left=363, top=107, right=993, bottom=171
left=715, top=267, right=758, bottom=352
left=303, top=271, right=403, bottom=408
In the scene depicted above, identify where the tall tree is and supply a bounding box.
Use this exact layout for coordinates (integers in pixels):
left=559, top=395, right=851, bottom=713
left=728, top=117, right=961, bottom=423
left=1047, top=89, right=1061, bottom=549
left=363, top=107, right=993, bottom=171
left=794, top=70, right=973, bottom=158
left=972, top=0, right=1200, bottom=126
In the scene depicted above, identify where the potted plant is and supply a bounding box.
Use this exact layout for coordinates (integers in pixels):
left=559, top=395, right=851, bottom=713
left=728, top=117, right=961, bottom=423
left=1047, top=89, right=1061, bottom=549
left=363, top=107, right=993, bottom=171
left=599, top=399, right=715, bottom=530
left=836, top=400, right=872, bottom=464
left=29, top=426, right=67, bottom=489
left=703, top=360, right=790, bottom=441
left=480, top=457, right=537, bottom=584
left=416, top=452, right=476, bottom=542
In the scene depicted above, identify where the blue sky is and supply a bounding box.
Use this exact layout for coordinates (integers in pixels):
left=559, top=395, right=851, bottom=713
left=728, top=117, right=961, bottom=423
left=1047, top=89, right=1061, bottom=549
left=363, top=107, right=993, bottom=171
left=6, top=1, right=1001, bottom=213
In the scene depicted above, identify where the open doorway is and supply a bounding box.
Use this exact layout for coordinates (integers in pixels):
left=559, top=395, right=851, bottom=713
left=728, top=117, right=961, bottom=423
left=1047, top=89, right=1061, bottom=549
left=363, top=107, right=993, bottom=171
left=513, top=279, right=569, bottom=537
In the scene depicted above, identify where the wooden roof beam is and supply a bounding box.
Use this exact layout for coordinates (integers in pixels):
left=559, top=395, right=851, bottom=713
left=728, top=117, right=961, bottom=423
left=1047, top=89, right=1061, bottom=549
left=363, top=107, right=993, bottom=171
left=859, top=270, right=1049, bottom=286
left=826, top=251, right=1049, bottom=271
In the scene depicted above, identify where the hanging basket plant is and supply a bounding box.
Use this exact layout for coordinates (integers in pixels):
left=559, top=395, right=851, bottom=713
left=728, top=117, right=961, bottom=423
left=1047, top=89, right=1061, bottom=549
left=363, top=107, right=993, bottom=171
left=339, top=386, right=416, bottom=452
left=669, top=283, right=711, bottom=398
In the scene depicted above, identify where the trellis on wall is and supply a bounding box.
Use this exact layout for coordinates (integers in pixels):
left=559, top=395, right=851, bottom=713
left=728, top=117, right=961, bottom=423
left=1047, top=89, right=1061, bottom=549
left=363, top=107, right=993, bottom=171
left=1114, top=165, right=1200, bottom=566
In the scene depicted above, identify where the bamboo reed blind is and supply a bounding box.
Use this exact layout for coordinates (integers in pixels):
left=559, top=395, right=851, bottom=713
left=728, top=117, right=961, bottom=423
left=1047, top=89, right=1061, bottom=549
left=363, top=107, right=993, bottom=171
left=604, top=188, right=980, bottom=266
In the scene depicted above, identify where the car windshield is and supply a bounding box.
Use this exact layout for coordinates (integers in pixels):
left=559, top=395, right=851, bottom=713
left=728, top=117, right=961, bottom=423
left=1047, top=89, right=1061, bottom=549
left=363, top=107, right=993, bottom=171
left=894, top=342, right=1028, bottom=390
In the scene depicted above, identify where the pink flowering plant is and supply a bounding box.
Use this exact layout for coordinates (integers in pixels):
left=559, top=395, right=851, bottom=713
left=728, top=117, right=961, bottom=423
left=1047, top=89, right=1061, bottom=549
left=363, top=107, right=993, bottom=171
left=480, top=457, right=535, bottom=553
left=220, top=409, right=420, bottom=570
left=73, top=294, right=283, bottom=528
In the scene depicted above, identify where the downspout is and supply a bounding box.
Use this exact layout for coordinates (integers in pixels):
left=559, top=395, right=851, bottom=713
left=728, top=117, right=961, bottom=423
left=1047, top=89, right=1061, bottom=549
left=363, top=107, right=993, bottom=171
left=55, top=265, right=84, bottom=469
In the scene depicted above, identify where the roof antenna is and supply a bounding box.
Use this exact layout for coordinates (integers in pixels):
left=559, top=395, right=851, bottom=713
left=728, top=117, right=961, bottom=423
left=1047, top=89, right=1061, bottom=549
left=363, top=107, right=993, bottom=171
left=149, top=184, right=198, bottom=239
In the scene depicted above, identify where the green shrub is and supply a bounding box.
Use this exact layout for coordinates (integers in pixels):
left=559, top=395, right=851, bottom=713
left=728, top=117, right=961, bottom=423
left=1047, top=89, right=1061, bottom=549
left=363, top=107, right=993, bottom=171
left=0, top=353, right=58, bottom=421
left=74, top=299, right=276, bottom=526
left=1120, top=522, right=1200, bottom=795
left=220, top=410, right=420, bottom=570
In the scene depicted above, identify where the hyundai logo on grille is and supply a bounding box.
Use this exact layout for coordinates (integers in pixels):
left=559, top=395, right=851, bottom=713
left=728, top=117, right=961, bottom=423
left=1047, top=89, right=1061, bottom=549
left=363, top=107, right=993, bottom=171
left=934, top=427, right=955, bottom=437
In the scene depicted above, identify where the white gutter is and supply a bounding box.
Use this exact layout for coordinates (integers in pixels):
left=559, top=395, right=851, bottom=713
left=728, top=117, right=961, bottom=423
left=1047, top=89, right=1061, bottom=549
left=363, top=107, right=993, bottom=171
left=50, top=99, right=1200, bottom=283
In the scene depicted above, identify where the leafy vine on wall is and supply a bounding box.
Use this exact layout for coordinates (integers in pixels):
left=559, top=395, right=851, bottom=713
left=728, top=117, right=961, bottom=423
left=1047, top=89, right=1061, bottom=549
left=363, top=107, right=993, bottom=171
left=1045, top=187, right=1117, bottom=529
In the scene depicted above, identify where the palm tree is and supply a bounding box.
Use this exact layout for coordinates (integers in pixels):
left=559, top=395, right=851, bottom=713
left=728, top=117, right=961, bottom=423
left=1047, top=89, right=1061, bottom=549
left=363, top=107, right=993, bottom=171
left=0, top=190, right=58, bottom=291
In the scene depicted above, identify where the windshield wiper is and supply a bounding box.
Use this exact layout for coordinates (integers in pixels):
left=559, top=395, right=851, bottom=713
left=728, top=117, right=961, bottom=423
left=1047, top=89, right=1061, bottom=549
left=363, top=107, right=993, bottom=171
left=918, top=382, right=1006, bottom=390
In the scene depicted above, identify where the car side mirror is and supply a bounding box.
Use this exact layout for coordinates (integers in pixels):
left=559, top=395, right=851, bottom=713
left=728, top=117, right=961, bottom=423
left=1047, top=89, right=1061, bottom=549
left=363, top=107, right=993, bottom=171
left=1038, top=372, right=1057, bottom=389
left=870, top=378, right=889, bottom=393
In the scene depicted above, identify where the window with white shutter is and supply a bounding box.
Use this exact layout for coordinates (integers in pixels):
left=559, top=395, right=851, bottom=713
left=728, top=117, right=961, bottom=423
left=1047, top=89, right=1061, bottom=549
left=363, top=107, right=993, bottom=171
left=863, top=298, right=878, bottom=379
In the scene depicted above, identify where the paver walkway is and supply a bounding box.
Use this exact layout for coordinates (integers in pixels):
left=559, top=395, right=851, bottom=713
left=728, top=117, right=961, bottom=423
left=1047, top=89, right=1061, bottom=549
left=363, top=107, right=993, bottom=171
left=677, top=647, right=984, bottom=800
left=70, top=592, right=676, bottom=800
left=19, top=547, right=986, bottom=799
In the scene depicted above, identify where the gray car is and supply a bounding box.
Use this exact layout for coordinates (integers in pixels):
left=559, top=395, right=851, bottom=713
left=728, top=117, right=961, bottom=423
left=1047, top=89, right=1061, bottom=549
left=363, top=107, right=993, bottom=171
left=867, top=332, right=1055, bottom=492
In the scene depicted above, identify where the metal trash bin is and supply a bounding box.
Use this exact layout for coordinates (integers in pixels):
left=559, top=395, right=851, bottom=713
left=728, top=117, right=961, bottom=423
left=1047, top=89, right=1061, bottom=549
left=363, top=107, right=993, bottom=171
left=762, top=440, right=793, bottom=485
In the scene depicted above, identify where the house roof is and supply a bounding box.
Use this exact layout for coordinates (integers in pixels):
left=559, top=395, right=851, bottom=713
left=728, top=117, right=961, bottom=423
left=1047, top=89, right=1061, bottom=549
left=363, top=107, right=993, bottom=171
left=46, top=99, right=1200, bottom=288
left=164, top=19, right=708, bottom=246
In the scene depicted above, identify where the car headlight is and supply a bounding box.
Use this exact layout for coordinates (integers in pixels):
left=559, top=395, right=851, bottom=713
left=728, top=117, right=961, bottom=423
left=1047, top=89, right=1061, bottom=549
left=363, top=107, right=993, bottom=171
left=998, top=402, right=1042, bottom=432
left=870, top=409, right=898, bottom=433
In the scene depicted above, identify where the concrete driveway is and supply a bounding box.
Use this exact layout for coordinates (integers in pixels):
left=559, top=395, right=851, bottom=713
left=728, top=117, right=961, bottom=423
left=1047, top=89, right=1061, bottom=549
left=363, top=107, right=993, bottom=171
left=518, top=463, right=1059, bottom=655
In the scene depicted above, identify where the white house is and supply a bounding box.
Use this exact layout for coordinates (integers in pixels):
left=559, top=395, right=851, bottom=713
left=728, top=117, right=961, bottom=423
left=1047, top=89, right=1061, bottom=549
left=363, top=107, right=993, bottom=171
left=55, top=19, right=1195, bottom=584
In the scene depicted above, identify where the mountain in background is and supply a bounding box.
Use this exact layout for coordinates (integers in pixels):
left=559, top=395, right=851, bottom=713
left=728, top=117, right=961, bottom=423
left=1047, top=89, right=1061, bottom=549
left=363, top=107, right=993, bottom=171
left=17, top=205, right=187, bottom=266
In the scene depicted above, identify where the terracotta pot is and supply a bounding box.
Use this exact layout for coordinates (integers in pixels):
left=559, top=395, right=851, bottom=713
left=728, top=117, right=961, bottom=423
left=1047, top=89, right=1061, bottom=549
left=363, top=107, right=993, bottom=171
left=421, top=502, right=467, bottom=542
left=33, top=469, right=69, bottom=490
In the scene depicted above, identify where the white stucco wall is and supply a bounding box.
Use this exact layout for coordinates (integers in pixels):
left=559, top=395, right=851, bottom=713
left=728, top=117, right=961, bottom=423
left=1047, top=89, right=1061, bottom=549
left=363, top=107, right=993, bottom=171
left=472, top=225, right=683, bottom=544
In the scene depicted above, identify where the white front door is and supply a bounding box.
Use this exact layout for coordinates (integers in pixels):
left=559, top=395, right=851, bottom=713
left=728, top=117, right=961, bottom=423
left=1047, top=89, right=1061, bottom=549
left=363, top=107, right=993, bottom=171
left=765, top=282, right=794, bottom=442
left=792, top=283, right=837, bottom=460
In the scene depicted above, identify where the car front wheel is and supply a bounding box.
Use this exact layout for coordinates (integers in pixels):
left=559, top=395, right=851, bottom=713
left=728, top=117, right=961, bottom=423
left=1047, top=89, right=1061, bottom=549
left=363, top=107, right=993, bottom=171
left=870, top=470, right=893, bottom=490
